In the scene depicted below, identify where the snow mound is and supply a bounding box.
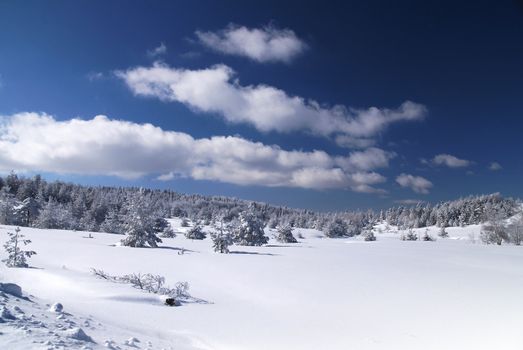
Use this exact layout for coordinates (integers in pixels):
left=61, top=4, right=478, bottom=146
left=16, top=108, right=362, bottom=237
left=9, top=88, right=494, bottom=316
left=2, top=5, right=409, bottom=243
left=63, top=327, right=95, bottom=342
left=49, top=302, right=64, bottom=313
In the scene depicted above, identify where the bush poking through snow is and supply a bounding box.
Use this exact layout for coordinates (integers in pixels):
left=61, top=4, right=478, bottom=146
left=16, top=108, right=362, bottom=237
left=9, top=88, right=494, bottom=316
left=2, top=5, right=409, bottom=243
left=438, top=226, right=449, bottom=238
left=325, top=218, right=348, bottom=238
left=180, top=218, right=190, bottom=227
left=422, top=229, right=436, bottom=241
left=2, top=227, right=36, bottom=268
left=276, top=225, right=298, bottom=243
left=400, top=229, right=418, bottom=241
left=363, top=230, right=376, bottom=241
left=185, top=225, right=206, bottom=240
left=90, top=269, right=205, bottom=304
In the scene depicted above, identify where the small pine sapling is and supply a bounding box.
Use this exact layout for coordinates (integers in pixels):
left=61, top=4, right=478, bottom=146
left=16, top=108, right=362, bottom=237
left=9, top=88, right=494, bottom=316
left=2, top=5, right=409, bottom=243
left=438, top=226, right=449, bottom=238
left=3, top=227, right=36, bottom=268
left=422, top=229, right=435, bottom=241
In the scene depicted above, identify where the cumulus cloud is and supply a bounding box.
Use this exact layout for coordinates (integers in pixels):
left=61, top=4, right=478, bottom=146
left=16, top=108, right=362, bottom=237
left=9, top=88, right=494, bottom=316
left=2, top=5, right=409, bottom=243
left=0, top=113, right=394, bottom=192
left=396, top=173, right=433, bottom=194
left=489, top=162, right=502, bottom=171
left=195, top=24, right=306, bottom=63
left=432, top=154, right=471, bottom=168
left=147, top=43, right=167, bottom=58
left=116, top=63, right=426, bottom=145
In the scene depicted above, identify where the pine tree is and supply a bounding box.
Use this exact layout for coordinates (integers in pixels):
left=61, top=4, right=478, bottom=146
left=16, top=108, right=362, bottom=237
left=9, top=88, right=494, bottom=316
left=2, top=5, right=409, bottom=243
left=3, top=227, right=36, bottom=268
left=185, top=225, right=206, bottom=240
left=276, top=225, right=297, bottom=243
left=211, top=223, right=233, bottom=253
left=121, top=195, right=162, bottom=248
left=100, top=208, right=124, bottom=234
left=233, top=210, right=268, bottom=246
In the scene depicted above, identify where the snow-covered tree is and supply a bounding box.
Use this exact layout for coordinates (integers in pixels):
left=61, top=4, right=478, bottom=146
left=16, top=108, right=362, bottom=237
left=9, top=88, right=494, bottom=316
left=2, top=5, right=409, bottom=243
left=508, top=216, right=523, bottom=245
left=363, top=229, right=376, bottom=241
left=3, top=227, right=36, bottom=268
left=438, top=226, right=449, bottom=238
left=185, top=225, right=206, bottom=240
left=480, top=208, right=508, bottom=245
left=275, top=225, right=297, bottom=243
left=211, top=223, right=233, bottom=253
left=180, top=218, right=190, bottom=227
left=121, top=194, right=162, bottom=248
left=100, top=208, right=124, bottom=234
left=422, top=229, right=435, bottom=241
left=325, top=218, right=348, bottom=238
left=400, top=229, right=418, bottom=241
left=233, top=210, right=268, bottom=246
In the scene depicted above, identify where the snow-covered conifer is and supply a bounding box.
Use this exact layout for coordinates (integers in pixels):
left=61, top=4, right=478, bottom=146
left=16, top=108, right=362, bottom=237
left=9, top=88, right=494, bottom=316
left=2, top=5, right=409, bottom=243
left=276, top=225, right=297, bottom=243
left=3, top=227, right=36, bottom=268
left=121, top=195, right=162, bottom=248
left=185, top=225, right=206, bottom=240
left=325, top=218, right=348, bottom=238
left=233, top=209, right=268, bottom=246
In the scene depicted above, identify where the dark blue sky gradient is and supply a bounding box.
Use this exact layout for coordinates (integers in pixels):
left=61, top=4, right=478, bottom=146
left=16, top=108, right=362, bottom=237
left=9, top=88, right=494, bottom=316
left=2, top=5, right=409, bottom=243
left=0, top=0, right=521, bottom=210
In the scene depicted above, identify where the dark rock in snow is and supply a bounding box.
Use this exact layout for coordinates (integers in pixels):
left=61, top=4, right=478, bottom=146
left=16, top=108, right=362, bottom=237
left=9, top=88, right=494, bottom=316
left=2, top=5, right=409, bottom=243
left=0, top=283, right=22, bottom=298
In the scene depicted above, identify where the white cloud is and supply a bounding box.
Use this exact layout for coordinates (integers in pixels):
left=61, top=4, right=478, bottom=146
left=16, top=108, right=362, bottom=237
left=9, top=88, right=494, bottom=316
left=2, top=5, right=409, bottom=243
left=86, top=71, right=104, bottom=81
left=147, top=43, right=167, bottom=58
left=0, top=113, right=393, bottom=192
left=489, top=162, right=502, bottom=171
left=396, top=173, right=433, bottom=194
left=116, top=63, right=426, bottom=144
left=195, top=24, right=306, bottom=63
left=432, top=154, right=471, bottom=168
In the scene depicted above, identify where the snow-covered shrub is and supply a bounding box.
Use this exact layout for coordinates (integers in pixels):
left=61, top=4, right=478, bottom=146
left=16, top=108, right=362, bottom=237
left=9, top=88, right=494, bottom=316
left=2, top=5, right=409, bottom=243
left=180, top=218, right=190, bottom=227
left=153, top=217, right=176, bottom=238
left=480, top=224, right=507, bottom=245
left=422, top=229, right=435, bottom=241
left=276, top=225, right=297, bottom=243
left=91, top=269, right=195, bottom=303
left=400, top=229, right=418, bottom=241
left=507, top=216, right=523, bottom=245
left=233, top=210, right=268, bottom=246
left=2, top=227, right=36, bottom=268
left=363, top=230, right=376, bottom=241
left=438, top=226, right=449, bottom=238
left=325, top=218, right=348, bottom=238
left=185, top=225, right=206, bottom=240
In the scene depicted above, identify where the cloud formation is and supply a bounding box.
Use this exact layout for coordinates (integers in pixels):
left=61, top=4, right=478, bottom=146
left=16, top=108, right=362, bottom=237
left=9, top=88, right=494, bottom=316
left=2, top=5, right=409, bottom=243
left=396, top=173, right=433, bottom=194
left=432, top=154, right=471, bottom=168
left=0, top=113, right=394, bottom=192
left=489, top=162, right=502, bottom=171
left=147, top=43, right=167, bottom=58
left=195, top=24, right=306, bottom=63
left=116, top=63, right=426, bottom=145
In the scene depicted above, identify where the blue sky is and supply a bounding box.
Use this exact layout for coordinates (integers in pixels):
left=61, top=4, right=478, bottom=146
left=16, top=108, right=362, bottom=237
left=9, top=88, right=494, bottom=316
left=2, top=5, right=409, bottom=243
left=0, top=0, right=522, bottom=211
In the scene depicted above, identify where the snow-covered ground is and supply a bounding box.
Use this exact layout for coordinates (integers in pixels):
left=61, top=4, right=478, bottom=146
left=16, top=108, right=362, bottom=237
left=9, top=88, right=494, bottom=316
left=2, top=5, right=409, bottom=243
left=1, top=220, right=523, bottom=349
